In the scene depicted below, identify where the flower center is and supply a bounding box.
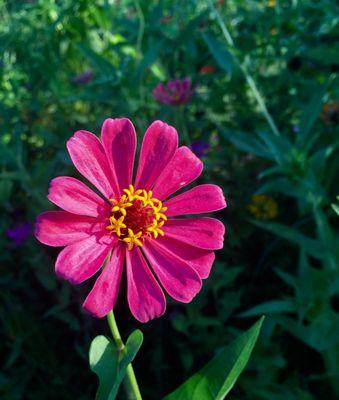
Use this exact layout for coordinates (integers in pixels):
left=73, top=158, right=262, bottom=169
left=106, top=185, right=167, bottom=250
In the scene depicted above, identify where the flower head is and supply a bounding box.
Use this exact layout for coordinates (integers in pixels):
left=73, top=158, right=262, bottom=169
left=6, top=222, right=33, bottom=246
left=152, top=78, right=195, bottom=106
left=35, top=119, right=226, bottom=322
left=246, top=194, right=278, bottom=220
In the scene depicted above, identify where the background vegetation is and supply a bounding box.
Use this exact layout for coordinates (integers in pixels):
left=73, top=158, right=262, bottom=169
left=1, top=0, right=338, bottom=399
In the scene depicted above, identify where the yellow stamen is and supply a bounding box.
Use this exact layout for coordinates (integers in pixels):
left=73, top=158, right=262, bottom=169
left=147, top=219, right=165, bottom=239
left=141, top=190, right=154, bottom=206
left=107, top=184, right=168, bottom=250
left=123, top=229, right=143, bottom=250
left=109, top=195, right=132, bottom=216
left=123, top=184, right=143, bottom=201
left=107, top=215, right=126, bottom=237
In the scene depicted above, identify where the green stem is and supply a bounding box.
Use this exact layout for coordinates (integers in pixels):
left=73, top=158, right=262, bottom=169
left=208, top=0, right=281, bottom=137
left=175, top=106, right=191, bottom=145
left=133, top=0, right=145, bottom=61
left=107, top=311, right=143, bottom=400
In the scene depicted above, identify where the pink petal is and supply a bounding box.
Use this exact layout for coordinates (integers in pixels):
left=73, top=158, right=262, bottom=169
left=48, top=176, right=110, bottom=218
left=67, top=130, right=119, bottom=199
left=55, top=235, right=114, bottom=284
left=134, top=121, right=178, bottom=190
left=164, top=184, right=226, bottom=216
left=152, top=146, right=203, bottom=200
left=101, top=118, right=136, bottom=192
left=142, top=239, right=202, bottom=303
left=126, top=247, right=166, bottom=323
left=155, top=235, right=215, bottom=279
left=164, top=217, right=225, bottom=250
left=83, top=243, right=125, bottom=318
left=35, top=211, right=107, bottom=247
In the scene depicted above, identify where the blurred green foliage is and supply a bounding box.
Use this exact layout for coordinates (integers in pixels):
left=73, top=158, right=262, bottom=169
left=0, top=0, right=338, bottom=399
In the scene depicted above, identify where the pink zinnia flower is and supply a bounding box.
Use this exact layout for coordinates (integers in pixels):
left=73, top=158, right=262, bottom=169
left=35, top=119, right=226, bottom=322
left=152, top=78, right=195, bottom=105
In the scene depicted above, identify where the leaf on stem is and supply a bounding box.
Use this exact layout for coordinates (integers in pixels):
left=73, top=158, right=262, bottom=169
left=89, top=330, right=143, bottom=400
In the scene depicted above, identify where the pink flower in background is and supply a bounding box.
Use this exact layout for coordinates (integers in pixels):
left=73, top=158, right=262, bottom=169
left=152, top=78, right=195, bottom=105
left=35, top=118, right=226, bottom=322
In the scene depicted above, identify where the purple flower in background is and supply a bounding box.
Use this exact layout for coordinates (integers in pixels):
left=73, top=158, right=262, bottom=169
left=71, top=70, right=94, bottom=85
left=152, top=77, right=195, bottom=105
left=191, top=140, right=210, bottom=158
left=6, top=222, right=33, bottom=246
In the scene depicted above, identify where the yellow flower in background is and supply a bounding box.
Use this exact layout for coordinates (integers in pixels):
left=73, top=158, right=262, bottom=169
left=268, top=0, right=276, bottom=7
left=247, top=194, right=278, bottom=220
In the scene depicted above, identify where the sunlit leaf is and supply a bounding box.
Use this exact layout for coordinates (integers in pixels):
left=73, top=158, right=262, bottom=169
left=164, top=317, right=265, bottom=400
left=89, top=336, right=118, bottom=400
left=89, top=330, right=143, bottom=400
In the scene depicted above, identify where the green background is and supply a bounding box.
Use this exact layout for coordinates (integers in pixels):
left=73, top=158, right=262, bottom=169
left=1, top=0, right=338, bottom=399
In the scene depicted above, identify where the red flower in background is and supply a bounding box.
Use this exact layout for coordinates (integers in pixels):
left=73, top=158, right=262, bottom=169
left=35, top=119, right=226, bottom=322
left=152, top=78, right=195, bottom=105
left=199, top=65, right=216, bottom=75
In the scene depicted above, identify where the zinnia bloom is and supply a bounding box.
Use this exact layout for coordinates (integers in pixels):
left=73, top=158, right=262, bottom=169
left=152, top=78, right=195, bottom=105
left=35, top=119, right=226, bottom=322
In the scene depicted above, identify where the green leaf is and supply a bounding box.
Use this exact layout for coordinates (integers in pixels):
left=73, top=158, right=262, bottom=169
left=256, top=130, right=291, bottom=165
left=331, top=196, right=339, bottom=216
left=164, top=316, right=265, bottom=400
left=275, top=269, right=297, bottom=289
left=76, top=44, right=115, bottom=77
left=109, top=330, right=143, bottom=399
left=202, top=33, right=233, bottom=74
left=256, top=177, right=306, bottom=199
left=134, top=41, right=163, bottom=82
left=220, top=129, right=273, bottom=160
left=274, top=312, right=339, bottom=353
left=176, top=10, right=209, bottom=46
left=297, top=80, right=329, bottom=148
left=89, top=330, right=143, bottom=400
left=89, top=336, right=118, bottom=400
left=250, top=219, right=323, bottom=259
left=239, top=300, right=296, bottom=317
left=258, top=165, right=285, bottom=179
left=313, top=206, right=339, bottom=270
